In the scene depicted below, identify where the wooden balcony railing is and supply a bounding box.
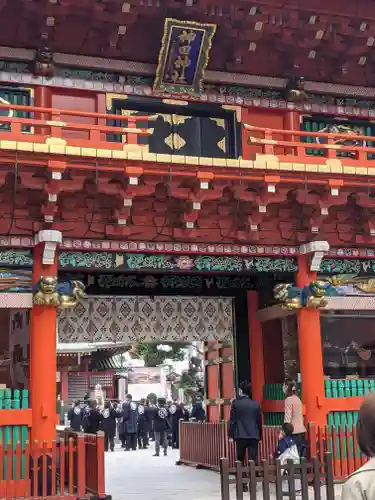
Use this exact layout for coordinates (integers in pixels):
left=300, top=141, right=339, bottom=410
left=1, top=101, right=374, bottom=175
left=244, top=123, right=375, bottom=164
left=0, top=102, right=152, bottom=155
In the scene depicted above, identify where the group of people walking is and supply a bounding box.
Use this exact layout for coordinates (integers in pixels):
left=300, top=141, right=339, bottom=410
left=68, top=394, right=205, bottom=456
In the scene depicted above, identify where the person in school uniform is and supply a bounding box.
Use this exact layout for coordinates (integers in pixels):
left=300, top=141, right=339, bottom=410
left=147, top=400, right=157, bottom=442
left=85, top=399, right=103, bottom=434
left=191, top=395, right=206, bottom=422
left=180, top=403, right=190, bottom=422
left=152, top=398, right=171, bottom=457
left=121, top=394, right=138, bottom=451
left=67, top=400, right=83, bottom=432
left=101, top=401, right=118, bottom=452
left=137, top=398, right=151, bottom=449
left=169, top=401, right=184, bottom=449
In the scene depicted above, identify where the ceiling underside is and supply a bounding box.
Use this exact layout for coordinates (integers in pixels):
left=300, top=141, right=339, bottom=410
left=1, top=0, right=375, bottom=87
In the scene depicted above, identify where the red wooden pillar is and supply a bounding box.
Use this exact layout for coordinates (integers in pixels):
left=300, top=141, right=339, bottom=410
left=284, top=110, right=301, bottom=156
left=205, top=341, right=220, bottom=421
left=247, top=291, right=265, bottom=404
left=34, top=86, right=52, bottom=135
left=60, top=366, right=68, bottom=403
left=296, top=255, right=326, bottom=426
left=220, top=341, right=234, bottom=420
left=205, top=341, right=234, bottom=421
left=30, top=230, right=62, bottom=444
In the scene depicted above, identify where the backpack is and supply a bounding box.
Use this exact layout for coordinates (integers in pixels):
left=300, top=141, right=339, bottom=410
left=278, top=444, right=301, bottom=493
left=278, top=444, right=300, bottom=466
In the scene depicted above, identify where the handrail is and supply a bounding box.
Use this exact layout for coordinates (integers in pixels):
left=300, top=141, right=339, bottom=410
left=0, top=102, right=156, bottom=153
left=0, top=114, right=151, bottom=136
left=0, top=102, right=156, bottom=124
left=248, top=137, right=375, bottom=155
left=243, top=122, right=375, bottom=163
left=244, top=123, right=373, bottom=143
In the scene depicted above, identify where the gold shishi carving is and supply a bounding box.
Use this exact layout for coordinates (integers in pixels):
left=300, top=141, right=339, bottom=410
left=33, top=276, right=60, bottom=307
left=33, top=276, right=86, bottom=309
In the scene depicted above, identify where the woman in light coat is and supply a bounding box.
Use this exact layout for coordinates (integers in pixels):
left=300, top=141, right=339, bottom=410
left=282, top=379, right=306, bottom=456
left=342, top=393, right=375, bottom=500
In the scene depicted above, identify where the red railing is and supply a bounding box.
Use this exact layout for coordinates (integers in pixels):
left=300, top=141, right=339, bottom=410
left=56, top=429, right=106, bottom=498
left=0, top=435, right=82, bottom=499
left=179, top=421, right=279, bottom=470
left=0, top=102, right=152, bottom=152
left=180, top=422, right=368, bottom=481
left=309, top=424, right=368, bottom=480
left=244, top=123, right=375, bottom=164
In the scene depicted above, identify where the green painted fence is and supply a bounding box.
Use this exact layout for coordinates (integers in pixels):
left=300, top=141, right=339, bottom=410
left=325, top=378, right=375, bottom=450
left=263, top=384, right=284, bottom=425
left=263, top=379, right=375, bottom=430
left=0, top=389, right=29, bottom=479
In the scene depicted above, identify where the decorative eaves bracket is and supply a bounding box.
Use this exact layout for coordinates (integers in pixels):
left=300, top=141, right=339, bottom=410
left=34, top=230, right=63, bottom=265
left=299, top=240, right=330, bottom=272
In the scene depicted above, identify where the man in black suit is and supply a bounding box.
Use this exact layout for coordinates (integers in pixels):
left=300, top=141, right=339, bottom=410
left=229, top=381, right=262, bottom=464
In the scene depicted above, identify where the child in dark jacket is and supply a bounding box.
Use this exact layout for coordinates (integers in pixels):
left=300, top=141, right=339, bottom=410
left=276, top=423, right=301, bottom=493
left=276, top=423, right=297, bottom=458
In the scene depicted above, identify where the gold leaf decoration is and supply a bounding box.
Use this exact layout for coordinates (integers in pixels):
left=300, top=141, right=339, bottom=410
left=164, top=133, right=186, bottom=151
left=174, top=133, right=186, bottom=151
left=157, top=113, right=173, bottom=125
left=217, top=137, right=226, bottom=152
left=173, top=114, right=192, bottom=125
left=121, top=109, right=137, bottom=117
left=209, top=117, right=225, bottom=128
left=164, top=133, right=174, bottom=150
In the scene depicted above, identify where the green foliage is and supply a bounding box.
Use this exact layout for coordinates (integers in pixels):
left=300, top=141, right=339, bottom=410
left=177, top=369, right=204, bottom=402
left=179, top=371, right=196, bottom=389
left=135, top=342, right=187, bottom=367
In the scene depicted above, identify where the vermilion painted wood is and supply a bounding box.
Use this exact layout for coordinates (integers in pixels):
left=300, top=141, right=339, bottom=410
left=308, top=424, right=369, bottom=480
left=326, top=397, right=364, bottom=412
left=261, top=401, right=285, bottom=413
left=181, top=422, right=369, bottom=481
left=179, top=421, right=279, bottom=470
left=0, top=433, right=106, bottom=498
left=0, top=102, right=152, bottom=124
left=61, top=429, right=106, bottom=496
left=0, top=102, right=374, bottom=169
left=0, top=409, right=32, bottom=427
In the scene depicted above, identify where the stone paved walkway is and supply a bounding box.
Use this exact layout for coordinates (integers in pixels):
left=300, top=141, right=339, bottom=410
left=105, top=445, right=344, bottom=500
left=105, top=446, right=221, bottom=500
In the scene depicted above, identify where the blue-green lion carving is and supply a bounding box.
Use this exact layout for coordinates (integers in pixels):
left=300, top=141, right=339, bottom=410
left=33, top=276, right=86, bottom=309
